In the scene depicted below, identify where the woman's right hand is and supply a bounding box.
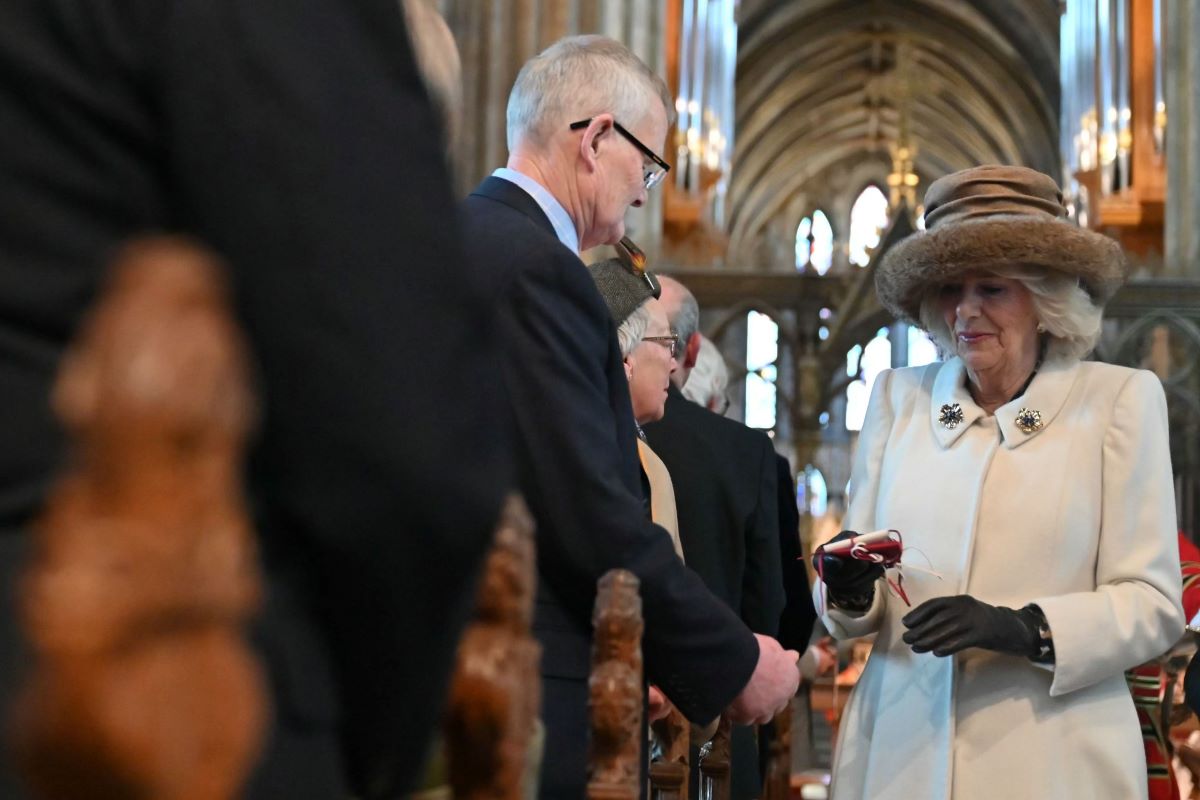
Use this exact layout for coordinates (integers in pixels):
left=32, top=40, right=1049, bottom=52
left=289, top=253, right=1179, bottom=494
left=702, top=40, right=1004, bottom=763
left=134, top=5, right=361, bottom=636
left=813, top=530, right=885, bottom=610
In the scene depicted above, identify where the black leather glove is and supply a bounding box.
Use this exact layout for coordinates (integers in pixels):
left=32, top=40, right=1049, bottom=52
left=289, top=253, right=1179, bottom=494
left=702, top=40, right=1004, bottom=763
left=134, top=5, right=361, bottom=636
left=813, top=530, right=885, bottom=610
left=901, top=595, right=1040, bottom=658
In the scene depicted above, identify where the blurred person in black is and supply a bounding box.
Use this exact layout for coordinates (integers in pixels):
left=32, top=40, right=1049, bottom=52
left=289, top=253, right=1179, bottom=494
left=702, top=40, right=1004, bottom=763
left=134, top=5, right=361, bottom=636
left=0, top=2, right=507, bottom=797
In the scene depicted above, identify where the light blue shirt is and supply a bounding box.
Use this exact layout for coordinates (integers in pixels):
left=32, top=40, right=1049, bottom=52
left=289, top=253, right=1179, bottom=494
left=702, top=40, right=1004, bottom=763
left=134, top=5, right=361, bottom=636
left=492, top=167, right=580, bottom=254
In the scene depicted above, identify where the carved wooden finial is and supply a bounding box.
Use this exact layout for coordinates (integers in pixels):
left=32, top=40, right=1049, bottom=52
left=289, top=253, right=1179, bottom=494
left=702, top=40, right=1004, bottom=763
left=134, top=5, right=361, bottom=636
left=648, top=706, right=689, bottom=800
left=587, top=569, right=643, bottom=800
left=445, top=494, right=540, bottom=800
left=11, top=237, right=267, bottom=800
left=763, top=704, right=793, bottom=800
left=698, top=716, right=732, bottom=800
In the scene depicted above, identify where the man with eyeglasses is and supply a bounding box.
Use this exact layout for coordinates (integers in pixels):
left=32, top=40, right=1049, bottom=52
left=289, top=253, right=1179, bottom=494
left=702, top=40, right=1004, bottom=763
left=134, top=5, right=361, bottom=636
left=461, top=35, right=800, bottom=798
left=643, top=277, right=801, bottom=800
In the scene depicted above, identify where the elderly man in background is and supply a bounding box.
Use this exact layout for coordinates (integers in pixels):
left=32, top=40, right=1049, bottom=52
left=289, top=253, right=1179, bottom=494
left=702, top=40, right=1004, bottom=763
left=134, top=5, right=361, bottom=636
left=643, top=277, right=795, bottom=800
left=460, top=36, right=799, bottom=797
left=681, top=335, right=731, bottom=413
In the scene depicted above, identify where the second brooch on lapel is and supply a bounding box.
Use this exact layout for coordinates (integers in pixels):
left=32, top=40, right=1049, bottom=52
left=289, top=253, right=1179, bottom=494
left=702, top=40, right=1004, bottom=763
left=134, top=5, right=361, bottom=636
left=938, top=403, right=964, bottom=429
left=1015, top=407, right=1044, bottom=434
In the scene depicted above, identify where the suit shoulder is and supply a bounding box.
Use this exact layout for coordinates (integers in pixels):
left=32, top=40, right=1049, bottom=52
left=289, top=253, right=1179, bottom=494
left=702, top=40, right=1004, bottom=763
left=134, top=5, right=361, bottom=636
left=460, top=195, right=585, bottom=294
left=673, top=397, right=772, bottom=450
left=461, top=194, right=560, bottom=252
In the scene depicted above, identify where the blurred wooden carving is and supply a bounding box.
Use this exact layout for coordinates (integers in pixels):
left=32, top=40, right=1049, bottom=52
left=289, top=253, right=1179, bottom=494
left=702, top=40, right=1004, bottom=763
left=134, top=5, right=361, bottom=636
left=445, top=494, right=540, bottom=800
left=11, top=238, right=267, bottom=799
left=648, top=707, right=688, bottom=800
left=763, top=703, right=792, bottom=800
left=587, top=570, right=643, bottom=800
left=697, top=716, right=731, bottom=800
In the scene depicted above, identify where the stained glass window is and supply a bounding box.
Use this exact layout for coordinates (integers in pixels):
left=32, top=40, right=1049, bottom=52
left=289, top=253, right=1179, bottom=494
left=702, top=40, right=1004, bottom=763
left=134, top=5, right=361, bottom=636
left=848, top=186, right=889, bottom=267
left=810, top=210, right=833, bottom=275
left=745, top=310, right=779, bottom=429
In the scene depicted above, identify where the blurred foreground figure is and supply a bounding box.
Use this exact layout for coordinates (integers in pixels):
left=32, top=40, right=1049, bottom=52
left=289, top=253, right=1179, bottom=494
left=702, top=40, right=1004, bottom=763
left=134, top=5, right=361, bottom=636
left=0, top=2, right=507, bottom=797
left=13, top=240, right=266, bottom=800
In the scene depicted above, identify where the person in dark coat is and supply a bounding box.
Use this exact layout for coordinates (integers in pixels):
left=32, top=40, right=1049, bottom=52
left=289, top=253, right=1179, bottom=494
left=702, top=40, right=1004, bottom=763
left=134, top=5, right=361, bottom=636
left=642, top=276, right=786, bottom=800
left=0, top=2, right=507, bottom=797
left=773, top=455, right=818, bottom=654
left=459, top=35, right=800, bottom=799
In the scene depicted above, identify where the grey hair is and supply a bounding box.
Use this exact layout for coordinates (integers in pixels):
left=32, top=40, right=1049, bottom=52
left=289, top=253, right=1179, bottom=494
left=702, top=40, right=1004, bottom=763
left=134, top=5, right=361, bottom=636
left=666, top=280, right=700, bottom=346
left=616, top=303, right=653, bottom=358
left=917, top=264, right=1104, bottom=364
left=506, top=35, right=673, bottom=150
left=682, top=336, right=729, bottom=408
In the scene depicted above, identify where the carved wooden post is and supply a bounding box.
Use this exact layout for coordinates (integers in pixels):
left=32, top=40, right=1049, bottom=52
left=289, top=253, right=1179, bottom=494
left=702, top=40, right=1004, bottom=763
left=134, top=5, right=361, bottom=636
left=11, top=238, right=267, bottom=800
left=587, top=569, right=643, bottom=800
left=697, top=716, right=731, bottom=800
left=445, top=494, right=540, bottom=800
left=648, top=706, right=689, bottom=800
left=763, top=703, right=793, bottom=800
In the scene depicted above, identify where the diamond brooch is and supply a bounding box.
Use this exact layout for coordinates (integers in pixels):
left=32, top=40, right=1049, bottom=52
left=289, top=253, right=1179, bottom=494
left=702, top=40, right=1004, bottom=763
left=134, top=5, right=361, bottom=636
left=938, top=403, right=964, bottom=429
left=1015, top=407, right=1043, bottom=434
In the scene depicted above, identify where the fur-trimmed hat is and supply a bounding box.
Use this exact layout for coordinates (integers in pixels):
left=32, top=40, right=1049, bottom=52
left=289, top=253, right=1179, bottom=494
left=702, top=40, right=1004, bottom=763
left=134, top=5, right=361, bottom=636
left=876, top=165, right=1127, bottom=324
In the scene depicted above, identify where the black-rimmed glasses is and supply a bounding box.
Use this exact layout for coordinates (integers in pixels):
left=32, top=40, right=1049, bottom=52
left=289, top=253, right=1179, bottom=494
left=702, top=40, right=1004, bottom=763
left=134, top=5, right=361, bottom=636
left=642, top=334, right=680, bottom=358
left=569, top=118, right=671, bottom=190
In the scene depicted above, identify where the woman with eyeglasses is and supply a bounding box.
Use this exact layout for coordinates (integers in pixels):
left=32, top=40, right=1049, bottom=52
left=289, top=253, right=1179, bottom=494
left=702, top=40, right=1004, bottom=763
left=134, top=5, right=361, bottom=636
left=587, top=256, right=693, bottom=720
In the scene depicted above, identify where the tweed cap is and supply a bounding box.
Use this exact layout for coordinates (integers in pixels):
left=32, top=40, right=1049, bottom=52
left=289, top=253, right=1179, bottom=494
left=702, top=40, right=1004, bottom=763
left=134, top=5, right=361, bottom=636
left=588, top=241, right=661, bottom=326
left=876, top=165, right=1127, bottom=324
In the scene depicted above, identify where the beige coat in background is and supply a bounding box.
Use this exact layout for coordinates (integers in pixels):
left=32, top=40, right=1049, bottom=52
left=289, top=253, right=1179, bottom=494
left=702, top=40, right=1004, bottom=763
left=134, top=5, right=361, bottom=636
left=818, top=357, right=1184, bottom=800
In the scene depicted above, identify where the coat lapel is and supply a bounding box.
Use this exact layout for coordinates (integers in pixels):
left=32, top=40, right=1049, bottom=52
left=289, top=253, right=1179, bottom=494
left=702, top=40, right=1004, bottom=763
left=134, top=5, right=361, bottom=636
left=930, top=358, right=984, bottom=449
left=930, top=356, right=1082, bottom=450
left=994, top=358, right=1080, bottom=448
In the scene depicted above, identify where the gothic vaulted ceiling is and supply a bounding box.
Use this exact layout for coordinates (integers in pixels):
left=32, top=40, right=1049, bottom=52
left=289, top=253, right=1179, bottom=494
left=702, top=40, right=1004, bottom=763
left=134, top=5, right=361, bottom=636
left=727, top=0, right=1062, bottom=255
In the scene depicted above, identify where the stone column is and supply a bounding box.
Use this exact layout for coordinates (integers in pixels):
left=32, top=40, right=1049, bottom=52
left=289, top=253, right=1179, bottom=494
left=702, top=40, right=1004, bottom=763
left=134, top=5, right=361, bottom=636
left=439, top=0, right=667, bottom=257
left=1164, top=0, right=1200, bottom=276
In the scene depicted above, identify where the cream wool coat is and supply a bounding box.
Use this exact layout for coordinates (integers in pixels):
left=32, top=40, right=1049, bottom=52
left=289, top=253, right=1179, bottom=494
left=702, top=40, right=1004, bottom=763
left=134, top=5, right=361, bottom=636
left=820, top=357, right=1184, bottom=800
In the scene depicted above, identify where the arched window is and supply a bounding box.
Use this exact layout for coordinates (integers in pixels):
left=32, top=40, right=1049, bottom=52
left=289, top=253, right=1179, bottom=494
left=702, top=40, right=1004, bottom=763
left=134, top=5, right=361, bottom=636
left=844, top=325, right=941, bottom=431
left=745, top=310, right=779, bottom=430
left=810, top=210, right=834, bottom=275
left=844, top=328, right=892, bottom=431
left=794, top=216, right=812, bottom=269
left=796, top=464, right=828, bottom=517
left=907, top=326, right=939, bottom=366
left=848, top=185, right=890, bottom=267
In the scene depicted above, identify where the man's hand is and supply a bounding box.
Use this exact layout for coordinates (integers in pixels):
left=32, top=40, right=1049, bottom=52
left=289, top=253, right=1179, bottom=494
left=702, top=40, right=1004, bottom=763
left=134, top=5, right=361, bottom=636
left=901, top=595, right=1039, bottom=658
left=647, top=685, right=672, bottom=723
left=726, top=634, right=800, bottom=725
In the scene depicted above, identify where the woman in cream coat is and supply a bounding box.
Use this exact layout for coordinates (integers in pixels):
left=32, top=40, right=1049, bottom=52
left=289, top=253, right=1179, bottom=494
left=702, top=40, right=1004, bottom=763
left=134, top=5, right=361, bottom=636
left=815, top=166, right=1185, bottom=799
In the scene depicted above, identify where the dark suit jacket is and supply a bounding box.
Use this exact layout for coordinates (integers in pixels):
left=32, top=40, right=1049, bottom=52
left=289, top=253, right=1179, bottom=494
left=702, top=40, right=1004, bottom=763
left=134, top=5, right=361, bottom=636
left=0, top=3, right=508, bottom=797
left=642, top=387, right=785, bottom=799
left=643, top=387, right=784, bottom=635
left=774, top=455, right=817, bottom=653
left=756, top=456, right=818, bottom=789
left=461, top=177, right=758, bottom=798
